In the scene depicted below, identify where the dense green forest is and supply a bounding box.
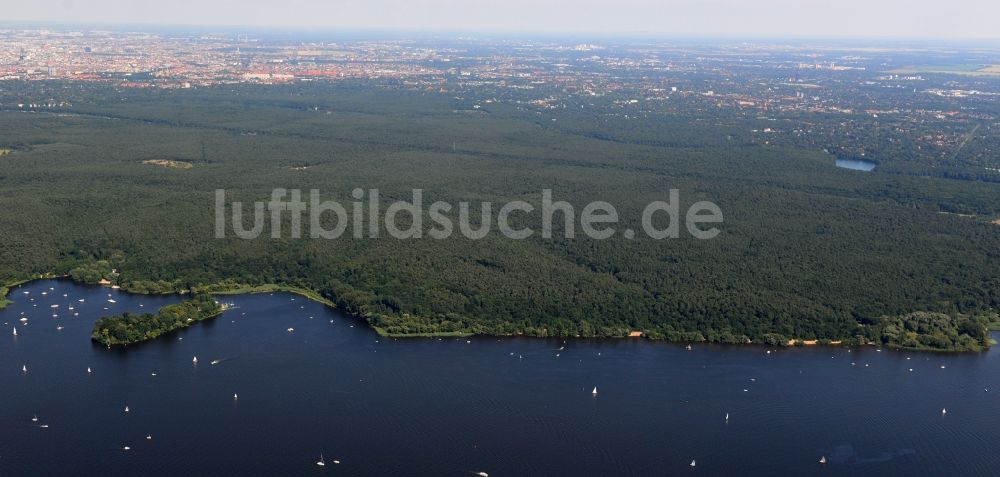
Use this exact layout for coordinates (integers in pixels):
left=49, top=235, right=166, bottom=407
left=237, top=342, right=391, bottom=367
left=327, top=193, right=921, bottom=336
left=1, top=82, right=999, bottom=350
left=91, top=294, right=223, bottom=346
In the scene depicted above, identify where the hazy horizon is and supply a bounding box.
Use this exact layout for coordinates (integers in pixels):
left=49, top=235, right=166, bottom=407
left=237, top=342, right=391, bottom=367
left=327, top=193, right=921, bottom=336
left=5, top=0, right=998, bottom=40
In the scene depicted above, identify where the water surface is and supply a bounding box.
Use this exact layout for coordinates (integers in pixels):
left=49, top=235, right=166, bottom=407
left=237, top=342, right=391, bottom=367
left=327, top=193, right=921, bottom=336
left=3, top=280, right=999, bottom=476
left=836, top=159, right=878, bottom=171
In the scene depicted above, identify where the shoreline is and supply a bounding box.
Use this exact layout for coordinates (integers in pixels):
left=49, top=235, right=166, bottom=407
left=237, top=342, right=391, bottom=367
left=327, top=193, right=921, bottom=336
left=2, top=276, right=991, bottom=353
left=0, top=274, right=64, bottom=309
left=201, top=283, right=336, bottom=308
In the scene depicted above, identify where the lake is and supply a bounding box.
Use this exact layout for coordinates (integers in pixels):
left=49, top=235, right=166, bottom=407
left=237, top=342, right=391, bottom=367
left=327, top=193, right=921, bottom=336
left=3, top=279, right=1000, bottom=476
left=836, top=159, right=878, bottom=171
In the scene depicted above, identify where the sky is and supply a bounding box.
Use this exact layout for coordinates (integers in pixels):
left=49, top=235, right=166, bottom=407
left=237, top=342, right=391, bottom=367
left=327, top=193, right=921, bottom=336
left=5, top=0, right=998, bottom=39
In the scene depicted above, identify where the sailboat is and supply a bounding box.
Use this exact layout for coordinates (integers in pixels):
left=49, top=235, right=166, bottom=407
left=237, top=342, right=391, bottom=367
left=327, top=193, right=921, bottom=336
left=942, top=408, right=947, bottom=415
left=32, top=414, right=38, bottom=422
left=316, top=454, right=326, bottom=467
left=12, top=326, right=16, bottom=336
left=819, top=456, right=827, bottom=464
left=87, top=367, right=92, bottom=374
left=592, top=386, right=598, bottom=395
left=22, top=365, right=27, bottom=373
left=690, top=460, right=696, bottom=467
left=725, top=413, right=729, bottom=422
left=192, top=356, right=198, bottom=364
left=124, top=406, right=130, bottom=413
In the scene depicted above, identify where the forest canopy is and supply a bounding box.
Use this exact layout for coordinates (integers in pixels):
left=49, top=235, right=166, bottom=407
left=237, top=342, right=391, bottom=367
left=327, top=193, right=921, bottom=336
left=91, top=294, right=223, bottom=346
left=0, top=83, right=997, bottom=351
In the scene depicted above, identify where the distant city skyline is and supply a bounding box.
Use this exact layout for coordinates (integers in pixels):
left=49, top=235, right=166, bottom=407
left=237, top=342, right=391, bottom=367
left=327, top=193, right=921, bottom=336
left=5, top=0, right=998, bottom=40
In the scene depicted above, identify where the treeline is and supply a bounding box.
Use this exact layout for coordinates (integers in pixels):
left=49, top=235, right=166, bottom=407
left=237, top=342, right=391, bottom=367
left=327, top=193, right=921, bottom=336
left=875, top=312, right=995, bottom=352
left=91, top=294, right=222, bottom=346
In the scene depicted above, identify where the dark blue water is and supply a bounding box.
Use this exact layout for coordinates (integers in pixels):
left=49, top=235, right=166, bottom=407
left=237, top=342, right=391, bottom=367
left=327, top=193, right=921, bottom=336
left=3, top=280, right=1000, bottom=476
left=836, top=159, right=878, bottom=171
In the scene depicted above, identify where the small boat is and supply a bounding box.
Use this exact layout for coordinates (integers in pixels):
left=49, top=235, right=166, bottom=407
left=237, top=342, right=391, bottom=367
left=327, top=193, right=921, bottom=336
left=819, top=456, right=827, bottom=464
left=287, top=328, right=295, bottom=332
left=725, top=413, right=729, bottom=422
left=125, top=406, right=130, bottom=413
left=12, top=326, right=16, bottom=336
left=32, top=414, right=38, bottom=422
left=942, top=408, right=947, bottom=415
left=38, top=424, right=49, bottom=428
left=78, top=299, right=85, bottom=302
left=317, top=454, right=326, bottom=467
left=592, top=386, right=598, bottom=395
left=211, top=359, right=221, bottom=365
left=122, top=446, right=131, bottom=451
left=56, top=326, right=64, bottom=331
left=19, top=317, right=27, bottom=322
left=50, top=304, right=59, bottom=308
left=146, top=435, right=152, bottom=440
left=192, top=356, right=198, bottom=364
left=107, top=299, right=117, bottom=304
left=22, top=365, right=27, bottom=373
left=690, top=460, right=696, bottom=467
left=233, top=393, right=239, bottom=400
left=476, top=473, right=489, bottom=477
left=686, top=344, right=692, bottom=351
left=87, top=367, right=92, bottom=374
